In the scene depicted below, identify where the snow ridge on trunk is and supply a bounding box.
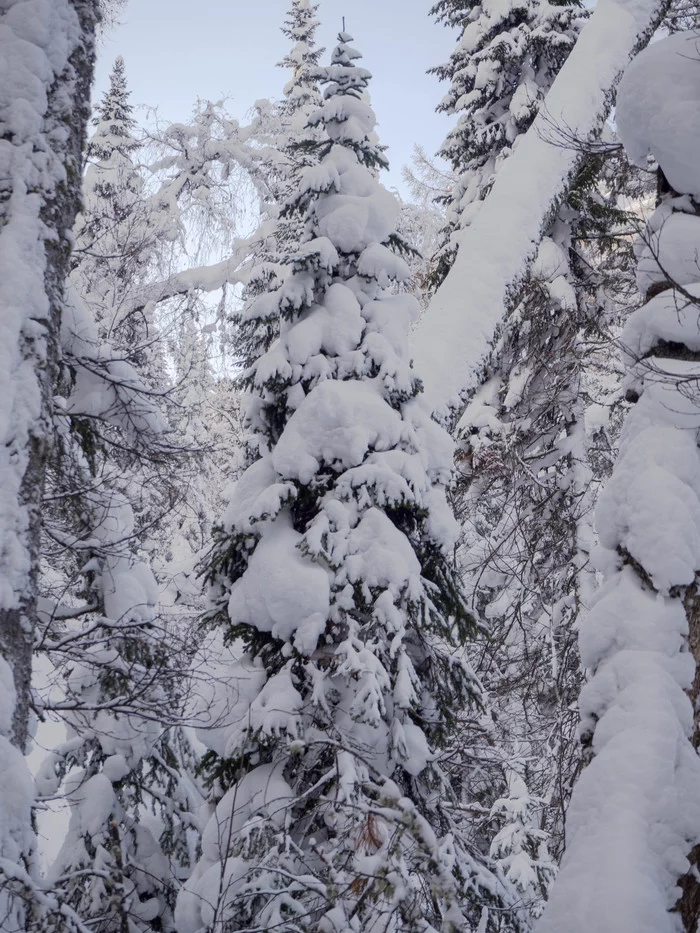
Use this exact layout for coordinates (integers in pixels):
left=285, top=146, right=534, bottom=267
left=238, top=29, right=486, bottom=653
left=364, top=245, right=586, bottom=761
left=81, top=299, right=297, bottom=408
left=412, top=0, right=669, bottom=416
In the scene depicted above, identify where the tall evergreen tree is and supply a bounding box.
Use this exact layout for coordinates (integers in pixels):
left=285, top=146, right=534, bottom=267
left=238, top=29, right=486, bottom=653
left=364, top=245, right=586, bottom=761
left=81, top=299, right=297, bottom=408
left=36, top=288, right=200, bottom=933
left=451, top=146, right=646, bottom=890
left=76, top=56, right=159, bottom=367
left=234, top=0, right=325, bottom=372
left=279, top=0, right=324, bottom=120
left=177, top=33, right=523, bottom=933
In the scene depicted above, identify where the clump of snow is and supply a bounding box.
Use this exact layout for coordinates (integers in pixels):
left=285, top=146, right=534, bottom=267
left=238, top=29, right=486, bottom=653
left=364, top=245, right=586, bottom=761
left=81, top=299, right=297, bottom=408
left=228, top=513, right=330, bottom=653
left=616, top=33, right=700, bottom=196
left=621, top=283, right=700, bottom=361
left=636, top=209, right=700, bottom=295
left=273, top=380, right=406, bottom=484
left=596, top=421, right=700, bottom=590
left=176, top=763, right=294, bottom=933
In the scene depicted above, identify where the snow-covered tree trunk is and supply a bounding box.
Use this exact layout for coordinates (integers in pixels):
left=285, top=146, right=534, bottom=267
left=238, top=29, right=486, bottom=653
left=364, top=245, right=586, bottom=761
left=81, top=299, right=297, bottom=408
left=537, top=32, right=700, bottom=933
left=0, top=1, right=98, bottom=927
left=428, top=0, right=583, bottom=288
left=412, top=0, right=670, bottom=416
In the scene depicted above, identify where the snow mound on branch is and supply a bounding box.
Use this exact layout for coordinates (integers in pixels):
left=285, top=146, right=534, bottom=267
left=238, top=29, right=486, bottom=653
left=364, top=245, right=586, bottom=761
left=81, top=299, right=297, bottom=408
left=228, top=514, right=330, bottom=653
left=222, top=457, right=296, bottom=533
left=313, top=147, right=400, bottom=252
left=273, top=379, right=406, bottom=484
left=345, top=507, right=421, bottom=591
left=596, top=419, right=700, bottom=591
left=616, top=33, right=700, bottom=195
left=283, top=283, right=365, bottom=364
left=176, top=762, right=295, bottom=933
left=636, top=209, right=700, bottom=295
left=189, top=636, right=267, bottom=757
left=621, top=283, right=700, bottom=361
left=200, top=762, right=294, bottom=862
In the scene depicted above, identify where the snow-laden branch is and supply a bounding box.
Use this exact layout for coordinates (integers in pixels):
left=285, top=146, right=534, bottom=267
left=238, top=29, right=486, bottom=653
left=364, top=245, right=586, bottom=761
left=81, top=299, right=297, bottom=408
left=118, top=239, right=255, bottom=319
left=411, top=0, right=669, bottom=416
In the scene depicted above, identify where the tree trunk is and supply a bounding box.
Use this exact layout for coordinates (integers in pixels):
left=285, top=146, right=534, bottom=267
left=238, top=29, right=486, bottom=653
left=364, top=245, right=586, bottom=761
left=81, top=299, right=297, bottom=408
left=0, top=1, right=99, bottom=927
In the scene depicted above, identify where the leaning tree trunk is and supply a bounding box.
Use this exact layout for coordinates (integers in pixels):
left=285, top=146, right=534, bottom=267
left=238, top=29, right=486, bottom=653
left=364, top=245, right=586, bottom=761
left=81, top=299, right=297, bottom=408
left=410, top=0, right=670, bottom=417
left=0, top=1, right=99, bottom=928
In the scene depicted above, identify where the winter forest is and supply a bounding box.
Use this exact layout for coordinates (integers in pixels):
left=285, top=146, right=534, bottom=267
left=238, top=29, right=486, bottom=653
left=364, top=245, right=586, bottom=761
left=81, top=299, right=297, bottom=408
left=2, top=0, right=700, bottom=931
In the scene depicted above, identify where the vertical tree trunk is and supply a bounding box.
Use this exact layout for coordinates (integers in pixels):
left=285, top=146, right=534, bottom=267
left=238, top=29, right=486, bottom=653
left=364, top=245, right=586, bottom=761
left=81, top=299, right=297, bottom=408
left=0, top=1, right=99, bottom=927
left=0, top=0, right=98, bottom=745
left=537, top=73, right=700, bottom=930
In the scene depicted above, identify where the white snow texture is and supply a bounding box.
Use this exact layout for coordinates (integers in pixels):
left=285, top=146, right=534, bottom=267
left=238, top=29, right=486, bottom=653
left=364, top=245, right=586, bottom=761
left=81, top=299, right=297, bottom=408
left=537, top=29, right=700, bottom=933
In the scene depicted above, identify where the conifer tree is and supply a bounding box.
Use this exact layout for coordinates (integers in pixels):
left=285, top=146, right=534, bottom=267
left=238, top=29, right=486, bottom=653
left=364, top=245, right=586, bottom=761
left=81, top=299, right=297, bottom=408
left=35, top=287, right=201, bottom=933
left=76, top=56, right=159, bottom=368
left=450, top=142, right=647, bottom=896
left=177, top=33, right=523, bottom=933
left=279, top=0, right=324, bottom=122
left=429, top=0, right=583, bottom=284
left=235, top=0, right=325, bottom=372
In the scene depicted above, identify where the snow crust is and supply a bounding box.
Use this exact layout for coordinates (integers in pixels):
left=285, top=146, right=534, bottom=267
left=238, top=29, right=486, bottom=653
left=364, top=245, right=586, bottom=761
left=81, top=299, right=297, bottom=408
left=616, top=33, right=700, bottom=196
left=411, top=0, right=669, bottom=413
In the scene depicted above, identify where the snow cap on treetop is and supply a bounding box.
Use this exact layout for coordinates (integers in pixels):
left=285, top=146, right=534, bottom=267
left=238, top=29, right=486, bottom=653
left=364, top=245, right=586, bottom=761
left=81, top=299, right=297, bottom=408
left=616, top=32, right=700, bottom=196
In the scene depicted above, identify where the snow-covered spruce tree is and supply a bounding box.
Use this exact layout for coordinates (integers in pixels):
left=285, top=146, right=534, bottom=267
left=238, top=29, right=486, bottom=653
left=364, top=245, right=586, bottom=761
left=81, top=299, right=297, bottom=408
left=234, top=0, right=325, bottom=373
left=278, top=0, right=324, bottom=126
left=75, top=56, right=160, bottom=371
left=537, top=33, right=700, bottom=933
left=177, top=33, right=523, bottom=933
left=429, top=0, right=583, bottom=285
left=0, top=1, right=99, bottom=928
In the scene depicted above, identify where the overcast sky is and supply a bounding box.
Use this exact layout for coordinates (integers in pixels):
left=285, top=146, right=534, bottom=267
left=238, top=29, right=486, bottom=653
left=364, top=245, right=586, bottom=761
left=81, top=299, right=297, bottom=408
left=94, top=0, right=455, bottom=194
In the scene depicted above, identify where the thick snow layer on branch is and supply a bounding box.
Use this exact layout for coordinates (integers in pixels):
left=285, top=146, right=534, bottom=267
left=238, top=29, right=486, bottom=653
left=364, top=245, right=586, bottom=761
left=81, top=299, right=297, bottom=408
left=621, top=283, right=700, bottom=360
left=273, top=379, right=407, bottom=484
left=411, top=0, right=667, bottom=414
left=616, top=33, right=700, bottom=196
left=228, top=513, right=330, bottom=653
left=636, top=209, right=700, bottom=295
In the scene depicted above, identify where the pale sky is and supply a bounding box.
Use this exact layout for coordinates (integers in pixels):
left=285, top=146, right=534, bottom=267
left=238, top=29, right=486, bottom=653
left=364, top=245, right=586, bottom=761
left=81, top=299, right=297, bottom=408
left=94, top=0, right=455, bottom=194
